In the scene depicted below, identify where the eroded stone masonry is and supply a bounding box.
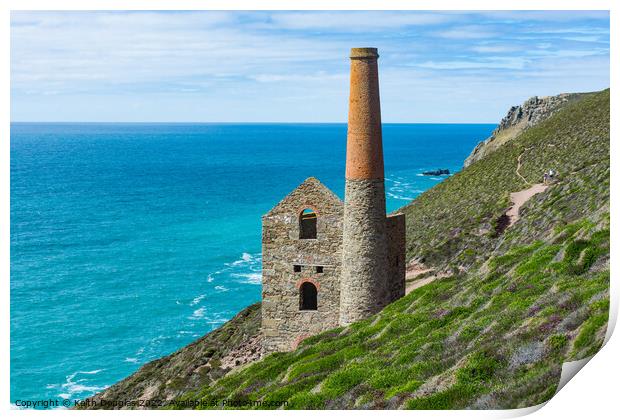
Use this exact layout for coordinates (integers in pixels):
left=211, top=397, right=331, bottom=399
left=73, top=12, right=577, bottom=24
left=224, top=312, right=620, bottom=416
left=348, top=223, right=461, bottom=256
left=262, top=48, right=406, bottom=353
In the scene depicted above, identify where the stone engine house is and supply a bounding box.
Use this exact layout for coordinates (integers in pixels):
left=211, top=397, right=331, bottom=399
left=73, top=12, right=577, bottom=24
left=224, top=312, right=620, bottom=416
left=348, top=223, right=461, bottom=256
left=261, top=48, right=406, bottom=353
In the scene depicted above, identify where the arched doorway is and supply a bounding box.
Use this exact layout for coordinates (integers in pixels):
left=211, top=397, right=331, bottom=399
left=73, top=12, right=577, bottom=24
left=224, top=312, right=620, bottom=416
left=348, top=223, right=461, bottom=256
left=299, top=281, right=318, bottom=310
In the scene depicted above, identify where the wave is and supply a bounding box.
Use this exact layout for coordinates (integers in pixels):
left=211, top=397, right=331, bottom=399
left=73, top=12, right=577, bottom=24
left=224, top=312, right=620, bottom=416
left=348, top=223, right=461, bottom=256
left=190, top=294, right=206, bottom=306
left=387, top=192, right=414, bottom=201
left=188, top=251, right=261, bottom=304
left=177, top=251, right=262, bottom=343
left=386, top=179, right=423, bottom=201
left=231, top=272, right=262, bottom=285
left=205, top=317, right=232, bottom=325
left=193, top=252, right=262, bottom=300
left=55, top=370, right=106, bottom=400
left=227, top=252, right=256, bottom=267
left=385, top=174, right=428, bottom=203
left=188, top=307, right=206, bottom=320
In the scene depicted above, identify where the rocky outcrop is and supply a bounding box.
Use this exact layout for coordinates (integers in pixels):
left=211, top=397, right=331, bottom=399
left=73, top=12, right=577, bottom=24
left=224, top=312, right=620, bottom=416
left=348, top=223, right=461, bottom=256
left=464, top=93, right=582, bottom=167
left=422, top=169, right=450, bottom=176
left=220, top=333, right=263, bottom=370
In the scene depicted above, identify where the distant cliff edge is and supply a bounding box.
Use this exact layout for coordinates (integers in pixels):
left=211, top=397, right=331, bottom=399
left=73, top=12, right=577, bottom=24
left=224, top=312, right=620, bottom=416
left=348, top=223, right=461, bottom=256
left=464, top=92, right=586, bottom=167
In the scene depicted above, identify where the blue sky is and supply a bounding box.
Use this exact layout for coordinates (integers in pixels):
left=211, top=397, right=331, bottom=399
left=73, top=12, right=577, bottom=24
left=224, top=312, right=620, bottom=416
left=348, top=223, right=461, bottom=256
left=10, top=10, right=609, bottom=123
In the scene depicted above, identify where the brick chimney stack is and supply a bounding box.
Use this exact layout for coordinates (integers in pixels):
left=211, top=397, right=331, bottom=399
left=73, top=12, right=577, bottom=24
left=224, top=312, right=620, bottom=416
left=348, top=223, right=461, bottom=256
left=344, top=47, right=384, bottom=180
left=339, top=48, right=389, bottom=325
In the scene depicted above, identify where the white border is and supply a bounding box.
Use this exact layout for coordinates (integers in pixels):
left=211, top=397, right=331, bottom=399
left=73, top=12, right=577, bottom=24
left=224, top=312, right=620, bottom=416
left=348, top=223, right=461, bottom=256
left=2, top=2, right=616, bottom=420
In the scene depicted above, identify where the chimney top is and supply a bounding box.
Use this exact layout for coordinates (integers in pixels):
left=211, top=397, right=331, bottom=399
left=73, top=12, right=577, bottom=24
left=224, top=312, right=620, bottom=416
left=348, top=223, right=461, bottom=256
left=350, top=48, right=379, bottom=59
left=345, top=47, right=383, bottom=180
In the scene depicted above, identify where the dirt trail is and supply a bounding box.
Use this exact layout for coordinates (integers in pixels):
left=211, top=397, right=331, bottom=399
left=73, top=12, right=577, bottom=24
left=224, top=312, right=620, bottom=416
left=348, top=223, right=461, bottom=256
left=406, top=276, right=437, bottom=294
left=405, top=263, right=433, bottom=294
left=406, top=148, right=549, bottom=294
left=516, top=148, right=533, bottom=186
left=506, top=184, right=548, bottom=227
left=405, top=262, right=451, bottom=294
left=507, top=148, right=548, bottom=227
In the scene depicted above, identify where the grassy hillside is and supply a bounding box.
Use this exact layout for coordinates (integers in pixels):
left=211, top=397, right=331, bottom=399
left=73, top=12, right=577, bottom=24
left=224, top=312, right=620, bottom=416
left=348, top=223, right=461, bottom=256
left=173, top=89, right=609, bottom=409
left=405, top=90, right=608, bottom=272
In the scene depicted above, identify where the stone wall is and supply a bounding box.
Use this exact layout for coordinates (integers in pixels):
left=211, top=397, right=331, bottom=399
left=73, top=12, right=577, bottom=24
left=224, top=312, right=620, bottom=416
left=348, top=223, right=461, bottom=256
left=386, top=212, right=406, bottom=303
left=262, top=177, right=406, bottom=352
left=261, top=178, right=343, bottom=353
left=339, top=178, right=389, bottom=325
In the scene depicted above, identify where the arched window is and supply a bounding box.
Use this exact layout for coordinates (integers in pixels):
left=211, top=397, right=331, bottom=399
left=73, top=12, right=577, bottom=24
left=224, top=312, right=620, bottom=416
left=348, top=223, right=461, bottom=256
left=299, top=208, right=317, bottom=239
left=299, top=282, right=318, bottom=310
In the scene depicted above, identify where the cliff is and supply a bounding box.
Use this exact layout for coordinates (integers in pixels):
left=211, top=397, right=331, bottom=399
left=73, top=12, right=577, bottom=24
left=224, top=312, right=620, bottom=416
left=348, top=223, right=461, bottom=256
left=84, top=89, right=610, bottom=410
left=80, top=303, right=262, bottom=408
left=464, top=92, right=585, bottom=167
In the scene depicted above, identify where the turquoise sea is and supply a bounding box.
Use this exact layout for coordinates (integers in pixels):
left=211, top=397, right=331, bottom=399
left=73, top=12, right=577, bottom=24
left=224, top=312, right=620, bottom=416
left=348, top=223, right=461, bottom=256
left=10, top=122, right=494, bottom=405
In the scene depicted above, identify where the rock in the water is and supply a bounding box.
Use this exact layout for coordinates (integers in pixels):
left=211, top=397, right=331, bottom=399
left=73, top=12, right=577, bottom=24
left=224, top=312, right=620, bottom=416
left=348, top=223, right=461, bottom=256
left=422, top=169, right=450, bottom=176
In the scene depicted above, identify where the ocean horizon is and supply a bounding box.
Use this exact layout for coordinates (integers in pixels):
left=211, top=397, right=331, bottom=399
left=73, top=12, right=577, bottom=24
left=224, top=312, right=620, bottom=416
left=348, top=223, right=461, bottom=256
left=10, top=122, right=494, bottom=405
left=10, top=121, right=496, bottom=124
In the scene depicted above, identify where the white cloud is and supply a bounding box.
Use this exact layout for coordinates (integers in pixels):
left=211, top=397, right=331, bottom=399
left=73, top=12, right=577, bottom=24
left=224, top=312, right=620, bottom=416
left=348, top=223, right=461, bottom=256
left=9, top=11, right=610, bottom=122
left=534, top=27, right=609, bottom=35
left=471, top=45, right=519, bottom=53
left=477, top=11, right=609, bottom=23
left=436, top=25, right=497, bottom=39
left=416, top=57, right=528, bottom=70
left=260, top=11, right=455, bottom=32
left=252, top=72, right=347, bottom=83
left=561, top=35, right=602, bottom=43
left=10, top=11, right=350, bottom=93
left=528, top=48, right=609, bottom=58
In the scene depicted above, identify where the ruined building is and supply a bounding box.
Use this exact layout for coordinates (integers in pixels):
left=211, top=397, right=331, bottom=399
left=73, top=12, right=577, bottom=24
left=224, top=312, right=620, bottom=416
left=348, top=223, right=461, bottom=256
left=261, top=48, right=406, bottom=353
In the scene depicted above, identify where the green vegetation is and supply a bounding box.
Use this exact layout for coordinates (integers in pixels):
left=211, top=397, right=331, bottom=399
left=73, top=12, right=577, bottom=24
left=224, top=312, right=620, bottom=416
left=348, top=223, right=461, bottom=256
left=175, top=89, right=609, bottom=409
left=179, top=216, right=608, bottom=408
left=404, top=89, right=609, bottom=270
left=94, top=89, right=610, bottom=410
